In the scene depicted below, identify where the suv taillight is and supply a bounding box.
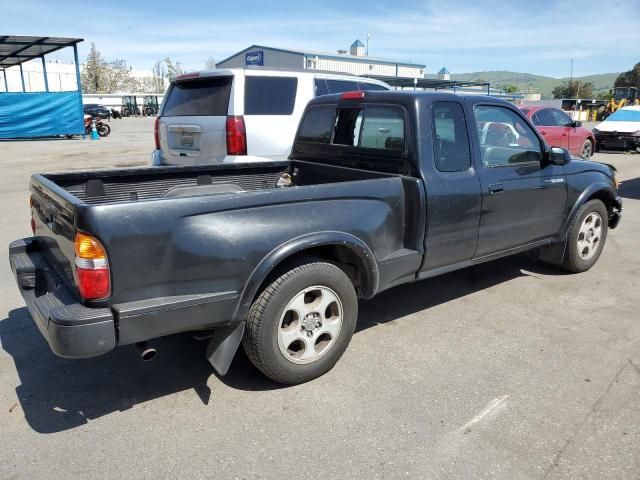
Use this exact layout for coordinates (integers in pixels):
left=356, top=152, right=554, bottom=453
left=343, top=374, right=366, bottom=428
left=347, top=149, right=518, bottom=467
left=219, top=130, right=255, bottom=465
left=226, top=116, right=247, bottom=155
left=154, top=116, right=160, bottom=150
left=74, top=232, right=111, bottom=301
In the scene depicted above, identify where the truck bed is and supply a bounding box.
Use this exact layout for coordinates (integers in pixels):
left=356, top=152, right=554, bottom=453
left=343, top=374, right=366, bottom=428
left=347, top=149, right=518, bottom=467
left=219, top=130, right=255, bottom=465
left=43, top=161, right=389, bottom=206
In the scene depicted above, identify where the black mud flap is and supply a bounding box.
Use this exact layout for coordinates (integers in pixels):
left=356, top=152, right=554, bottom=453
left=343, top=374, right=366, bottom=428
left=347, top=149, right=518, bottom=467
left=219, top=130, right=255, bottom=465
left=538, top=240, right=567, bottom=265
left=205, top=321, right=245, bottom=376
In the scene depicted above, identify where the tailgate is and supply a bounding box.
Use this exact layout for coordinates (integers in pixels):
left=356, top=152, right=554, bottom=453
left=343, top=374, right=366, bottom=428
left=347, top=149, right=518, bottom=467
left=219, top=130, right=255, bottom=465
left=159, top=75, right=233, bottom=165
left=29, top=174, right=81, bottom=293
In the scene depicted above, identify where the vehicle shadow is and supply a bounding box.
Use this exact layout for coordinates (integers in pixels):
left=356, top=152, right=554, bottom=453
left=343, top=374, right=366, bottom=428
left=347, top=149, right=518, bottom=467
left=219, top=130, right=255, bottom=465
left=1, top=253, right=558, bottom=433
left=618, top=177, right=640, bottom=200
left=0, top=308, right=214, bottom=434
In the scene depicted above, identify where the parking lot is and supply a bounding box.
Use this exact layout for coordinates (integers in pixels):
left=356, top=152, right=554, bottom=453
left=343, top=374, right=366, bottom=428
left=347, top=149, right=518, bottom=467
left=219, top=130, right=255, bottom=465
left=0, top=117, right=638, bottom=479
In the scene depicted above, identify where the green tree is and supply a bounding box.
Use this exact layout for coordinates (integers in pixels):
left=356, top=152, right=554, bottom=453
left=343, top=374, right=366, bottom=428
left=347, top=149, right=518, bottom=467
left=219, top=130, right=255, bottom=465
left=614, top=62, right=640, bottom=89
left=501, top=84, right=519, bottom=93
left=164, top=57, right=184, bottom=78
left=81, top=43, right=107, bottom=93
left=552, top=80, right=594, bottom=99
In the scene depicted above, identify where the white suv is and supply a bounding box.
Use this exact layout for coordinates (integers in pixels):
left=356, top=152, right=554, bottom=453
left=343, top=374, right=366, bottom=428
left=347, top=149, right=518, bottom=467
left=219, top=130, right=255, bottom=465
left=151, top=68, right=390, bottom=165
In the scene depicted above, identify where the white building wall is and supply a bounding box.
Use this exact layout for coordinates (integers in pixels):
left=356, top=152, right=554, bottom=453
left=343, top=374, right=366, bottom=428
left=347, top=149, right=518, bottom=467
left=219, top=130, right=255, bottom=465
left=312, top=58, right=424, bottom=78
left=0, top=60, right=161, bottom=94
left=1, top=60, right=79, bottom=92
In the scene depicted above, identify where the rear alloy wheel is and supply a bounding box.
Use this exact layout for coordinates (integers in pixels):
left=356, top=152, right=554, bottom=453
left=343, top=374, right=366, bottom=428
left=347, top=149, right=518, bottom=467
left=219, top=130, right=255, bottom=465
left=581, top=139, right=593, bottom=159
left=243, top=258, right=357, bottom=384
left=561, top=199, right=608, bottom=273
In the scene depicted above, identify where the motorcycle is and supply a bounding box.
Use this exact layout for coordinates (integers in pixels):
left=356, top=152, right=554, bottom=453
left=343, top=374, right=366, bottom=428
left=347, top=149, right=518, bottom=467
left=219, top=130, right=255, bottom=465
left=84, top=114, right=111, bottom=137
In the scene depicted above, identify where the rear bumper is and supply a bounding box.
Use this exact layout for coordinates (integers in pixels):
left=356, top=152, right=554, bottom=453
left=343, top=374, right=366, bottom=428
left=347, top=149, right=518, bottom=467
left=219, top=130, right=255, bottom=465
left=9, top=238, right=115, bottom=358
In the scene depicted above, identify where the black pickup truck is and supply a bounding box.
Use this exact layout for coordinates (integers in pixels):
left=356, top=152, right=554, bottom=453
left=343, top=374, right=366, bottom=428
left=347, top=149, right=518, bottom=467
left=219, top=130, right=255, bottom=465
left=10, top=91, right=622, bottom=384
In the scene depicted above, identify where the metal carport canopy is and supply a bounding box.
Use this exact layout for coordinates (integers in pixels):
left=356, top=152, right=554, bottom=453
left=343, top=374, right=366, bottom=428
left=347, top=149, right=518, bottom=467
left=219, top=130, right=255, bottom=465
left=0, top=36, right=83, bottom=68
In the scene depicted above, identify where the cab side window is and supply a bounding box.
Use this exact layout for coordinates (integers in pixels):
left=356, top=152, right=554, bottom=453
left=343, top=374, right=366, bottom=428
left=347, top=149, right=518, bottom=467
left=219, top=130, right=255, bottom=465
left=474, top=105, right=542, bottom=167
left=431, top=102, right=471, bottom=172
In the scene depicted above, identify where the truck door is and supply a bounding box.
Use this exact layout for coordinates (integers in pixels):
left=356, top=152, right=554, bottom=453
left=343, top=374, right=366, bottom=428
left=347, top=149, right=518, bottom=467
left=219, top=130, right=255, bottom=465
left=472, top=104, right=567, bottom=257
left=421, top=101, right=482, bottom=271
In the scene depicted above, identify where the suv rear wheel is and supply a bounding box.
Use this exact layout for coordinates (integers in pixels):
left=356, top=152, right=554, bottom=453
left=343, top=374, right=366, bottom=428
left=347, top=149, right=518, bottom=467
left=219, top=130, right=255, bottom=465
left=243, top=258, right=358, bottom=384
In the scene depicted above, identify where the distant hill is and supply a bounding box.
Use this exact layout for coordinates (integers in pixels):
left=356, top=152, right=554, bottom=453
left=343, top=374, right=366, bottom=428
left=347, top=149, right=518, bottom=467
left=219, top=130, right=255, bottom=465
left=451, top=70, right=619, bottom=98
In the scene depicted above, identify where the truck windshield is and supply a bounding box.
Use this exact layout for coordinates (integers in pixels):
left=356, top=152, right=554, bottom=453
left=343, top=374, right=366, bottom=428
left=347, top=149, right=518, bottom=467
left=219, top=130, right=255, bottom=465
left=162, top=77, right=232, bottom=117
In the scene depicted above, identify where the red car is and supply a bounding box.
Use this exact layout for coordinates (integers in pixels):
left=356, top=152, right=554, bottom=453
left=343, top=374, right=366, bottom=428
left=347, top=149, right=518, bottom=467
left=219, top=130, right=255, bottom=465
left=518, top=106, right=595, bottom=159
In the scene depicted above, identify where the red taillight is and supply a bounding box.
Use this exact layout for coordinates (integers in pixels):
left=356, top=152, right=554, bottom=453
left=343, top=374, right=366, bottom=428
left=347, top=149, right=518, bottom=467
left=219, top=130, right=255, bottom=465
left=76, top=268, right=110, bottom=300
left=154, top=116, right=160, bottom=150
left=340, top=91, right=365, bottom=101
left=174, top=72, right=199, bottom=80
left=226, top=116, right=247, bottom=155
left=74, top=233, right=110, bottom=300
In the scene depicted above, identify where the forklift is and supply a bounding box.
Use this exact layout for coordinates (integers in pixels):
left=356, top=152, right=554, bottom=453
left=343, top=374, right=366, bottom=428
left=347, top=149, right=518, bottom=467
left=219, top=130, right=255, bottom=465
left=142, top=95, right=159, bottom=116
left=121, top=96, right=141, bottom=117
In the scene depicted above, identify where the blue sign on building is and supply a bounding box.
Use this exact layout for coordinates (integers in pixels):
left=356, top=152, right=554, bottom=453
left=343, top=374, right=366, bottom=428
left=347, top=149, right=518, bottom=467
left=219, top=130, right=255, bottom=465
left=245, top=50, right=264, bottom=66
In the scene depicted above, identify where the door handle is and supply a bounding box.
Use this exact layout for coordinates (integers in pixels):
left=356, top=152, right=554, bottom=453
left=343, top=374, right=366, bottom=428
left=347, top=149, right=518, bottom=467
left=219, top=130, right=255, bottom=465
left=488, top=183, right=504, bottom=194
left=541, top=130, right=547, bottom=135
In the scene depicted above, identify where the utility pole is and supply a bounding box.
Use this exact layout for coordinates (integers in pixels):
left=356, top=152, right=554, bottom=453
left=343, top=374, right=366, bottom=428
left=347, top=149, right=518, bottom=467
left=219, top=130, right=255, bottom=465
left=570, top=58, right=573, bottom=81
left=366, top=33, right=370, bottom=56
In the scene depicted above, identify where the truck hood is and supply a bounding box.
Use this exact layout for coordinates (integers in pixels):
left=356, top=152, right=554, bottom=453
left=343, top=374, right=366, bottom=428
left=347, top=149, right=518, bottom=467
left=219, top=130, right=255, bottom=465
left=565, top=158, right=615, bottom=179
left=594, top=120, right=640, bottom=134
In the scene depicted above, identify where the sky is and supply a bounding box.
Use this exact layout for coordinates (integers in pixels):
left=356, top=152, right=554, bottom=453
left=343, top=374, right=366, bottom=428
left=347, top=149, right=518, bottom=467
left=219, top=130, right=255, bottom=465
left=1, top=0, right=639, bottom=77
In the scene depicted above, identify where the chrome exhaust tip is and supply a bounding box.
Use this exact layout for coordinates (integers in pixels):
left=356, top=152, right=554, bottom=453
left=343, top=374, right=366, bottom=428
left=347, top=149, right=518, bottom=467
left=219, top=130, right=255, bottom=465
left=134, top=342, right=158, bottom=362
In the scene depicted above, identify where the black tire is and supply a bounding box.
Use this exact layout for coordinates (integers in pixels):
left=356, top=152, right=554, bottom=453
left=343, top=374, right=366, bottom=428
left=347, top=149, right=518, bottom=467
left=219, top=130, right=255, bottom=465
left=561, top=199, right=608, bottom=273
left=97, top=124, right=111, bottom=137
left=243, top=258, right=358, bottom=384
left=581, top=139, right=593, bottom=159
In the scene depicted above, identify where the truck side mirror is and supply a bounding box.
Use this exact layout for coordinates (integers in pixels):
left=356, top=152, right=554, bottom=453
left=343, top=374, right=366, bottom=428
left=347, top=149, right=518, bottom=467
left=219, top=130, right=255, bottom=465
left=547, top=147, right=571, bottom=166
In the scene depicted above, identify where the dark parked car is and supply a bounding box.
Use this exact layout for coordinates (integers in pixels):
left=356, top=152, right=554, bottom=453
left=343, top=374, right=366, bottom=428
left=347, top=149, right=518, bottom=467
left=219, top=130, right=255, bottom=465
left=83, top=104, right=111, bottom=120
left=519, top=106, right=595, bottom=159
left=10, top=91, right=621, bottom=384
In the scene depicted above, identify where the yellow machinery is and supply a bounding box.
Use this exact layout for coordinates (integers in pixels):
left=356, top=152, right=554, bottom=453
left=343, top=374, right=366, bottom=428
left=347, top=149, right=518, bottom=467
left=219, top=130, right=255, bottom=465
left=603, top=87, right=639, bottom=118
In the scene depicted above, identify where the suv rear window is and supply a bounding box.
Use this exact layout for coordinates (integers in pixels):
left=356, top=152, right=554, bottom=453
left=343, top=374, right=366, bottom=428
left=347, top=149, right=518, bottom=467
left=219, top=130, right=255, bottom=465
left=244, top=76, right=298, bottom=115
left=315, top=79, right=387, bottom=96
left=162, top=77, right=232, bottom=117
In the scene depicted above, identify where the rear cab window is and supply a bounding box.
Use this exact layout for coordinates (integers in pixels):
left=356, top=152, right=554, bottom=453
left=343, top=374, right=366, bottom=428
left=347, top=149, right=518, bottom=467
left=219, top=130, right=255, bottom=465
left=244, top=76, right=298, bottom=115
left=298, top=104, right=405, bottom=150
left=162, top=76, right=232, bottom=116
left=294, top=103, right=407, bottom=172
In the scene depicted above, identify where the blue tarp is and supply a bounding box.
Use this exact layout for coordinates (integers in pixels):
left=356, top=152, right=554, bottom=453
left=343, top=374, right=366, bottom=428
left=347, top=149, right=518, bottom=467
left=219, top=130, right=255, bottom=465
left=0, top=91, right=84, bottom=139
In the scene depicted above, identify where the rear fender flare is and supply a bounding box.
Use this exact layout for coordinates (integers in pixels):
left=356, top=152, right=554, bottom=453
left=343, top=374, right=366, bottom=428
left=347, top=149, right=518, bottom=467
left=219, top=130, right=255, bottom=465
left=232, top=231, right=378, bottom=323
